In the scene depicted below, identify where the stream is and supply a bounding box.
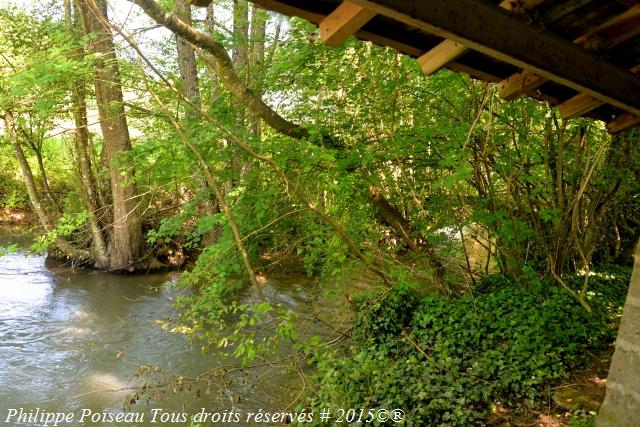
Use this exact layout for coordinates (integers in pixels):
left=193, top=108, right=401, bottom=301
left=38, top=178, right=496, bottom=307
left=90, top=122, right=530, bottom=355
left=0, top=233, right=344, bottom=426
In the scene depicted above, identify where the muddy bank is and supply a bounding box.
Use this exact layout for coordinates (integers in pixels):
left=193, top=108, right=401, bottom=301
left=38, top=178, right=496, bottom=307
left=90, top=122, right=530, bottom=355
left=0, top=208, right=34, bottom=226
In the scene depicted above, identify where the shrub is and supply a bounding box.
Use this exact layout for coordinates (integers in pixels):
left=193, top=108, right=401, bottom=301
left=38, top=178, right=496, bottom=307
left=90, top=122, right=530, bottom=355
left=305, top=266, right=630, bottom=426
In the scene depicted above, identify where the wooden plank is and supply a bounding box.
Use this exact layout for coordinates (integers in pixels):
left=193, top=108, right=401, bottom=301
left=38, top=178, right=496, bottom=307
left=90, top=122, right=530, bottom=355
left=559, top=63, right=640, bottom=119
left=500, top=5, right=640, bottom=100
left=249, top=0, right=324, bottom=24
left=573, top=5, right=640, bottom=50
left=320, top=1, right=376, bottom=47
left=607, top=112, right=640, bottom=133
left=500, top=72, right=547, bottom=100
left=417, top=39, right=467, bottom=76
left=416, top=0, right=545, bottom=76
left=558, top=93, right=605, bottom=119
left=348, top=0, right=640, bottom=115
left=250, top=0, right=498, bottom=81
left=500, top=72, right=547, bottom=101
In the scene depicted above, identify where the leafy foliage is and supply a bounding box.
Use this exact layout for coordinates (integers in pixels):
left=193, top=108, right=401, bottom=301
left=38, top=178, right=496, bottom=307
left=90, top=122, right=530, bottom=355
left=307, top=266, right=630, bottom=426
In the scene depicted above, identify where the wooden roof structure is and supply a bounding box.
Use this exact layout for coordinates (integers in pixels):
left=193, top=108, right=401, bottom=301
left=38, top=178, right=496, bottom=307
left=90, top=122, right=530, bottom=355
left=230, top=0, right=640, bottom=133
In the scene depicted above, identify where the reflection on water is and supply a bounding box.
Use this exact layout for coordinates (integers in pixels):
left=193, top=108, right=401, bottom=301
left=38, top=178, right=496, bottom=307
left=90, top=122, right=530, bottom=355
left=0, top=234, right=332, bottom=426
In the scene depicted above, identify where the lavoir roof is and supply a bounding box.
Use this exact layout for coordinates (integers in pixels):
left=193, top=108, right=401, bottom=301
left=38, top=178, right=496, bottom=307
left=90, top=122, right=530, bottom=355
left=194, top=0, right=640, bottom=133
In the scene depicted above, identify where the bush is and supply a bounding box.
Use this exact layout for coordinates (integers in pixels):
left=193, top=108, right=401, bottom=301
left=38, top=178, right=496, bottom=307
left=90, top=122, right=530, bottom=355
left=306, top=266, right=630, bottom=426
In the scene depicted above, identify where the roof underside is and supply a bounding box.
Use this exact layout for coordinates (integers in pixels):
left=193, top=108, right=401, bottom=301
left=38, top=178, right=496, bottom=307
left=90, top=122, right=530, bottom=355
left=243, top=0, right=640, bottom=133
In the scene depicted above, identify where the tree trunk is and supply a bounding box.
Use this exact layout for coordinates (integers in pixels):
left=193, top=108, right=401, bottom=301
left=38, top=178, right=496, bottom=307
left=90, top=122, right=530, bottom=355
left=33, top=147, right=61, bottom=213
left=175, top=0, right=200, bottom=113
left=206, top=1, right=218, bottom=101
left=5, top=110, right=91, bottom=261
left=229, top=0, right=250, bottom=183
left=597, top=238, right=640, bottom=427
left=78, top=0, right=143, bottom=271
left=71, top=84, right=110, bottom=267
left=232, top=0, right=249, bottom=84
left=249, top=5, right=267, bottom=140
left=64, top=0, right=110, bottom=267
left=6, top=112, right=51, bottom=229
left=370, top=186, right=445, bottom=277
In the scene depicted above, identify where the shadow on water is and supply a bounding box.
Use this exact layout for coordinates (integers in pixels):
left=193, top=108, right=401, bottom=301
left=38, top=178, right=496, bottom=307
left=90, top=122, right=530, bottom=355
left=0, top=234, right=343, bottom=426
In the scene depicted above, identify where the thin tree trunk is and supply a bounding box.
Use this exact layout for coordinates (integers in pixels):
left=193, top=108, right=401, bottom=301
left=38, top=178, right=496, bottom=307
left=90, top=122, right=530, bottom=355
left=33, top=148, right=61, bottom=213
left=78, top=0, right=143, bottom=270
left=229, top=0, right=249, bottom=184
left=175, top=0, right=200, bottom=113
left=597, top=238, right=640, bottom=426
left=71, top=85, right=110, bottom=267
left=6, top=112, right=50, bottom=229
left=65, top=0, right=110, bottom=267
left=249, top=5, right=267, bottom=140
left=206, top=1, right=218, bottom=101
left=5, top=111, right=91, bottom=261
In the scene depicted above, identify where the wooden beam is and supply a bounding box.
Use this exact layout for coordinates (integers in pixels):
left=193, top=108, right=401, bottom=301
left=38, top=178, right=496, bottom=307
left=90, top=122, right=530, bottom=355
left=348, top=0, right=640, bottom=115
left=607, top=112, right=640, bottom=133
left=417, top=0, right=545, bottom=77
left=417, top=40, right=466, bottom=75
left=249, top=0, right=502, bottom=82
left=500, top=5, right=640, bottom=100
left=248, top=0, right=324, bottom=24
left=559, top=64, right=640, bottom=119
left=573, top=5, right=640, bottom=50
left=499, top=73, right=546, bottom=100
left=500, top=71, right=548, bottom=101
left=558, top=93, right=605, bottom=119
left=320, top=1, right=376, bottom=47
left=357, top=30, right=423, bottom=57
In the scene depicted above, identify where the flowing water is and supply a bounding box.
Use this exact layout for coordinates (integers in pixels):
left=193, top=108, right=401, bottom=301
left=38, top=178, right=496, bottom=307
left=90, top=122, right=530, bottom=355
left=0, top=233, right=342, bottom=426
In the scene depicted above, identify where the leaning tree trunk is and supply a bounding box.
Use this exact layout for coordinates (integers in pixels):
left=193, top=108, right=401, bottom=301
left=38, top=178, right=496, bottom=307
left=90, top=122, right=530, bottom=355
left=597, top=238, right=640, bottom=427
left=5, top=110, right=91, bottom=261
left=33, top=146, right=61, bottom=214
left=77, top=0, right=143, bottom=270
left=5, top=112, right=51, bottom=229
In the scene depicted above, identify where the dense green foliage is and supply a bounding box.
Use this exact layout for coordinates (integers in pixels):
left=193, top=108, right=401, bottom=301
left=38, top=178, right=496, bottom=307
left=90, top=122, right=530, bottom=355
left=1, top=2, right=639, bottom=424
left=307, top=266, right=630, bottom=425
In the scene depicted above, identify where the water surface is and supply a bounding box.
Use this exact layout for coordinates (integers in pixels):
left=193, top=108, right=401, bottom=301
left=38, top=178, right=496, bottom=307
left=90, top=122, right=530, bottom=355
left=0, top=234, right=333, bottom=426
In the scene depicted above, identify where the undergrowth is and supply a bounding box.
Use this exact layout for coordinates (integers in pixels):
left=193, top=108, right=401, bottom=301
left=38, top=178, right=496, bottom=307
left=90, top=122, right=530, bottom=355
left=304, top=265, right=630, bottom=426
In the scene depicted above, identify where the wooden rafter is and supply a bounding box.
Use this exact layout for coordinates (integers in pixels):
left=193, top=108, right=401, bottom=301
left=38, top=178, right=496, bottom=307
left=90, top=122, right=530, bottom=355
left=558, top=93, right=605, bottom=119
left=607, top=112, right=640, bottom=134
left=417, top=0, right=545, bottom=76
left=346, top=0, right=640, bottom=115
left=320, top=2, right=376, bottom=47
left=249, top=0, right=324, bottom=24
left=417, top=39, right=466, bottom=76
left=499, top=4, right=640, bottom=101
left=249, top=0, right=502, bottom=83
left=559, top=64, right=640, bottom=119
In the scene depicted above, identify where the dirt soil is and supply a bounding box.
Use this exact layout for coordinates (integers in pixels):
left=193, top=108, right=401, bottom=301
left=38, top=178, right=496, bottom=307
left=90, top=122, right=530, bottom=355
left=487, top=349, right=612, bottom=426
left=0, top=208, right=34, bottom=226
